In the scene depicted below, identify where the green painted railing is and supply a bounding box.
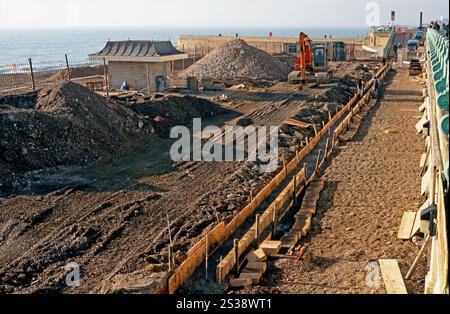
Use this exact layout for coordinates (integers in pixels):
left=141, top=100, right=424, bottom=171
left=427, top=29, right=449, bottom=112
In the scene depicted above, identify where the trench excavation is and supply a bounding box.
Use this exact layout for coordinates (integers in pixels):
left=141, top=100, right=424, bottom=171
left=170, top=64, right=391, bottom=294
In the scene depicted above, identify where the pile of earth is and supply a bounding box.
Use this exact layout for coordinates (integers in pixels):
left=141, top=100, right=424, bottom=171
left=113, top=94, right=228, bottom=138
left=179, top=39, right=291, bottom=81
left=0, top=81, right=152, bottom=194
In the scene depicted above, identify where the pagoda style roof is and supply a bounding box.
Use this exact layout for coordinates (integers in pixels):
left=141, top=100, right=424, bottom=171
left=89, top=40, right=188, bottom=62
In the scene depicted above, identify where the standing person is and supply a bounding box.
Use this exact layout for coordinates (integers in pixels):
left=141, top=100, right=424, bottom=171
left=393, top=44, right=398, bottom=57
left=382, top=57, right=386, bottom=66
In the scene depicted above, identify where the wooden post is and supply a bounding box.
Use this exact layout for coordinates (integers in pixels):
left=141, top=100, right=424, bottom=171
left=28, top=58, right=35, bottom=91
left=233, top=239, right=239, bottom=276
left=303, top=163, right=308, bottom=182
left=405, top=235, right=430, bottom=280
left=205, top=233, right=209, bottom=280
left=283, top=154, right=287, bottom=176
left=313, top=125, right=318, bottom=136
left=201, top=45, right=204, bottom=57
left=328, top=111, right=332, bottom=122
left=145, top=63, right=151, bottom=94
left=102, top=58, right=109, bottom=97
left=322, top=121, right=325, bottom=128
left=64, top=54, right=71, bottom=81
left=194, top=46, right=197, bottom=63
left=255, top=214, right=260, bottom=248
left=271, top=208, right=277, bottom=239
left=324, top=138, right=330, bottom=160
left=218, top=256, right=223, bottom=283
left=250, top=191, right=253, bottom=202
left=171, top=60, right=174, bottom=76
left=315, top=149, right=322, bottom=173
left=293, top=175, right=297, bottom=204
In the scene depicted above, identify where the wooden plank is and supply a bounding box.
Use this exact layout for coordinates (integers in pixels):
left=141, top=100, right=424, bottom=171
left=246, top=249, right=267, bottom=262
left=259, top=241, right=281, bottom=255
left=283, top=117, right=311, bottom=128
left=229, top=278, right=252, bottom=288
left=411, top=211, right=421, bottom=238
left=239, top=272, right=262, bottom=285
left=421, top=168, right=430, bottom=196
left=379, top=259, right=407, bottom=294
left=397, top=212, right=417, bottom=240
left=243, top=262, right=267, bottom=274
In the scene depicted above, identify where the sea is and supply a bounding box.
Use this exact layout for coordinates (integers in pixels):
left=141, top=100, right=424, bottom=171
left=0, top=27, right=369, bottom=68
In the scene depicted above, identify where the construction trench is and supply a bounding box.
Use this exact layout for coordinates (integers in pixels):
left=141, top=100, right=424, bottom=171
left=0, top=36, right=445, bottom=294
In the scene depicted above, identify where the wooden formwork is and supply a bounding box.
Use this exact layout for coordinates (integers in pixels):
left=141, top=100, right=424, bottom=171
left=166, top=63, right=392, bottom=293
left=167, top=221, right=226, bottom=294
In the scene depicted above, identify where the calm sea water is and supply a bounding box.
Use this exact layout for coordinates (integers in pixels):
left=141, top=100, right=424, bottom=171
left=0, top=27, right=369, bottom=66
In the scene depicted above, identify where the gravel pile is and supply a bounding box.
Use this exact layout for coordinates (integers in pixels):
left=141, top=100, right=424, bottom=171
left=179, top=39, right=291, bottom=81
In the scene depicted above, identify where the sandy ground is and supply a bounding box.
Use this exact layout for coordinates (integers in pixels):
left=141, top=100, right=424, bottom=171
left=241, top=67, right=427, bottom=294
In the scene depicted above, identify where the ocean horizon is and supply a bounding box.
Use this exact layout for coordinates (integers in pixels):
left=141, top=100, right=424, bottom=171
left=0, top=26, right=369, bottom=65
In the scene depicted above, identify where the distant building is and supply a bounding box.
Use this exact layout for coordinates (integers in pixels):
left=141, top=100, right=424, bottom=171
left=89, top=40, right=188, bottom=92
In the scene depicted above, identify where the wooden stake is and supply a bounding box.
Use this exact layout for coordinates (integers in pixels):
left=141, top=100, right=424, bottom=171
left=255, top=214, right=260, bottom=248
left=205, top=233, right=209, bottom=280
left=303, top=163, right=308, bottom=182
left=293, top=175, right=297, bottom=204
left=271, top=208, right=277, bottom=239
left=315, top=149, right=322, bottom=173
left=64, top=54, right=71, bottom=81
left=218, top=256, right=223, bottom=283
left=313, top=125, right=318, bottom=136
left=28, top=58, right=35, bottom=91
left=102, top=57, right=109, bottom=98
left=324, top=138, right=330, bottom=160
left=405, top=235, right=430, bottom=280
left=233, top=239, right=239, bottom=276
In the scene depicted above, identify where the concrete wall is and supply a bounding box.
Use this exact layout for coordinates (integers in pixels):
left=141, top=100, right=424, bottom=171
left=368, top=31, right=391, bottom=49
left=108, top=61, right=171, bottom=91
left=178, top=35, right=366, bottom=56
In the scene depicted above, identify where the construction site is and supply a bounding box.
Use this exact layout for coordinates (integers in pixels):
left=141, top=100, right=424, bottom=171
left=0, top=12, right=448, bottom=296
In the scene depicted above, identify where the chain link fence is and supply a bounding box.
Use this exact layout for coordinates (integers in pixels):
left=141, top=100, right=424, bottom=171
left=0, top=56, right=105, bottom=94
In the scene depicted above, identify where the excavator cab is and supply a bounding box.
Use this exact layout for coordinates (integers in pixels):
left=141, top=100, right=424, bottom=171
left=288, top=32, right=333, bottom=85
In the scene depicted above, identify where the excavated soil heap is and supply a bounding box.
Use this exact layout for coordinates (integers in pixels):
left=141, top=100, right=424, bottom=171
left=0, top=82, right=151, bottom=193
left=179, top=39, right=291, bottom=81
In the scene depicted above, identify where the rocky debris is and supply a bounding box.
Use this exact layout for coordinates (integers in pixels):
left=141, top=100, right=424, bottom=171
left=179, top=39, right=291, bottom=81
left=114, top=94, right=227, bottom=138
left=0, top=81, right=153, bottom=195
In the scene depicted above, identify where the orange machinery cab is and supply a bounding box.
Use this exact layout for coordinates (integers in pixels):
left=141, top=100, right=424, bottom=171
left=288, top=32, right=333, bottom=85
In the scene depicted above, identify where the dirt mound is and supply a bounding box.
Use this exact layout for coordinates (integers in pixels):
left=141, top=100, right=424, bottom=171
left=116, top=94, right=227, bottom=138
left=179, top=39, right=291, bottom=81
left=0, top=81, right=152, bottom=194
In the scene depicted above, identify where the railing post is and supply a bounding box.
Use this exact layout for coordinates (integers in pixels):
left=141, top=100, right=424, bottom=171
left=64, top=54, right=71, bottom=81
left=28, top=58, right=35, bottom=91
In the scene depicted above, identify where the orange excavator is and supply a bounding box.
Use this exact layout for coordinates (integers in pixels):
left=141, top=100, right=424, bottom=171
left=288, top=32, right=333, bottom=85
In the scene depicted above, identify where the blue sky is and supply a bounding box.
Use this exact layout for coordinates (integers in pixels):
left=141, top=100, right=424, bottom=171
left=0, top=0, right=448, bottom=28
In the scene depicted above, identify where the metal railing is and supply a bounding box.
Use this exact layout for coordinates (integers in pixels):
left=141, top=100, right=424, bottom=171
left=0, top=56, right=105, bottom=94
left=422, top=28, right=448, bottom=294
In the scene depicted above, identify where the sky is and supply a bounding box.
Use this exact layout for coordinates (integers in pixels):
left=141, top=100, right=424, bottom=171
left=0, top=0, right=448, bottom=28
